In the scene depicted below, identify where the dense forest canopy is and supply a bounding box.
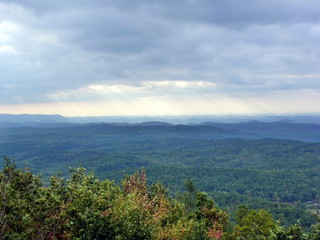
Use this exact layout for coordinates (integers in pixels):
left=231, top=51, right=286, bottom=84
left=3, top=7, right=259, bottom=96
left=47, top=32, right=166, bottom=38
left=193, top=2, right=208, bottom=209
left=1, top=158, right=320, bottom=240
left=1, top=121, right=320, bottom=233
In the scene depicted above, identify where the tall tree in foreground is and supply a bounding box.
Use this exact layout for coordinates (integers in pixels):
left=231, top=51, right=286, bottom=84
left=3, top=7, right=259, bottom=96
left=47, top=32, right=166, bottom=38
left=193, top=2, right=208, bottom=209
left=0, top=158, right=229, bottom=239
left=1, top=157, right=319, bottom=239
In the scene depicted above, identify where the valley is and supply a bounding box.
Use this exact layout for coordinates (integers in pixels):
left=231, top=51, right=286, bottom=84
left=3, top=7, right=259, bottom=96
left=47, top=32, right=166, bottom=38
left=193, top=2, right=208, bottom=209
left=1, top=119, right=320, bottom=228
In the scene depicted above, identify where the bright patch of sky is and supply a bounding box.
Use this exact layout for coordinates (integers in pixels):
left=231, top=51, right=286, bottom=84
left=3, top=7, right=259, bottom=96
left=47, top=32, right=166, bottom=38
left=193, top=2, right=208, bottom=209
left=0, top=0, right=319, bottom=116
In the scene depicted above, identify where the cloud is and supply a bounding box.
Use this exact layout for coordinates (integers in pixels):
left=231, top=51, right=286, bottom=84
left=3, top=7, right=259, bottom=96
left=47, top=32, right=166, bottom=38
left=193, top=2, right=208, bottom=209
left=0, top=0, right=319, bottom=115
left=2, top=88, right=320, bottom=116
left=46, top=80, right=217, bottom=103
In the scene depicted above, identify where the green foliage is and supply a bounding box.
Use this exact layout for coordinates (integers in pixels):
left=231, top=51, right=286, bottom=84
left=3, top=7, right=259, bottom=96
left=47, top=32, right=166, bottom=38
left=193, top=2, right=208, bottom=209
left=0, top=156, right=46, bottom=239
left=270, top=224, right=309, bottom=240
left=64, top=167, right=120, bottom=239
left=1, top=125, right=320, bottom=229
left=1, top=157, right=320, bottom=240
left=195, top=192, right=228, bottom=239
left=176, top=178, right=198, bottom=214
left=233, top=207, right=277, bottom=239
left=308, top=222, right=320, bottom=240
left=0, top=159, right=228, bottom=239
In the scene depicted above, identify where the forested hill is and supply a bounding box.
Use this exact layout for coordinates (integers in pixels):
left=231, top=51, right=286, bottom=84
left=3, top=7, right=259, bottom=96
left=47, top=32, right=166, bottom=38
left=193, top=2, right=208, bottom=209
left=1, top=120, right=320, bottom=141
left=1, top=160, right=320, bottom=239
left=0, top=121, right=320, bottom=228
left=196, top=121, right=320, bottom=142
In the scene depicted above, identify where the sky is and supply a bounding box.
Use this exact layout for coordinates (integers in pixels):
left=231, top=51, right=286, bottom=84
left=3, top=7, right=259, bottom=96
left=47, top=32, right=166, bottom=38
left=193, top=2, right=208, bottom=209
left=0, top=0, right=319, bottom=116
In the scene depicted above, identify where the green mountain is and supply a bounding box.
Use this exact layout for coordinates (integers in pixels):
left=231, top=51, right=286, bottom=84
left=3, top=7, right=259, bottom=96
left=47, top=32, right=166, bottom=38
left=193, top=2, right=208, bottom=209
left=0, top=121, right=320, bottom=228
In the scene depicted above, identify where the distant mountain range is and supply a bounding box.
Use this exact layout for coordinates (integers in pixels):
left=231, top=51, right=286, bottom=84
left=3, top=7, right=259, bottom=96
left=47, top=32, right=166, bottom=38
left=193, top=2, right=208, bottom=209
left=1, top=114, right=320, bottom=228
left=0, top=114, right=320, bottom=142
left=67, top=114, right=320, bottom=124
left=2, top=113, right=320, bottom=124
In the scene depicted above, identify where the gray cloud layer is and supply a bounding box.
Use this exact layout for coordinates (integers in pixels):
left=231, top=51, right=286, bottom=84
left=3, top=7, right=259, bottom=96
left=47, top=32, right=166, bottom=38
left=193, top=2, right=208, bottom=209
left=0, top=0, right=319, bottom=105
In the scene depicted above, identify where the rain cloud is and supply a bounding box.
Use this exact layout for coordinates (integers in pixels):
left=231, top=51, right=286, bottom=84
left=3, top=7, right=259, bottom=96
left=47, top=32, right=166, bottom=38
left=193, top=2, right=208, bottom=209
left=0, top=0, right=319, bottom=115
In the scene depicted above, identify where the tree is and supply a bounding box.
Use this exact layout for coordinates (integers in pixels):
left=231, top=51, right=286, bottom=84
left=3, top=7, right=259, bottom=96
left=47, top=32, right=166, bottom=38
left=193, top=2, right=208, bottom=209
left=177, top=178, right=198, bottom=214
left=0, top=156, right=44, bottom=239
left=233, top=207, right=277, bottom=240
left=308, top=222, right=320, bottom=240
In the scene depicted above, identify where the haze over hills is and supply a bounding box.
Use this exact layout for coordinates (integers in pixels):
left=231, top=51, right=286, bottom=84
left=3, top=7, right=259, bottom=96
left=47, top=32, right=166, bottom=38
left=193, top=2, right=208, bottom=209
left=2, top=113, right=320, bottom=125
left=1, top=113, right=320, bottom=142
left=68, top=114, right=320, bottom=124
left=1, top=113, right=320, bottom=228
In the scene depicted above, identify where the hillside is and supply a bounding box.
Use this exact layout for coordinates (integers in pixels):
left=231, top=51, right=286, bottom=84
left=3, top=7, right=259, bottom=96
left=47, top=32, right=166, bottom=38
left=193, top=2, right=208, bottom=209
left=0, top=121, right=320, bottom=228
left=2, top=161, right=320, bottom=239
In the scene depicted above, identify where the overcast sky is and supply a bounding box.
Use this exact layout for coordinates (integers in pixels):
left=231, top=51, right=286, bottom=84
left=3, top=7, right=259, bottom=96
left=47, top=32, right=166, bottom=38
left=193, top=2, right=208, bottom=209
left=0, top=0, right=319, bottom=116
